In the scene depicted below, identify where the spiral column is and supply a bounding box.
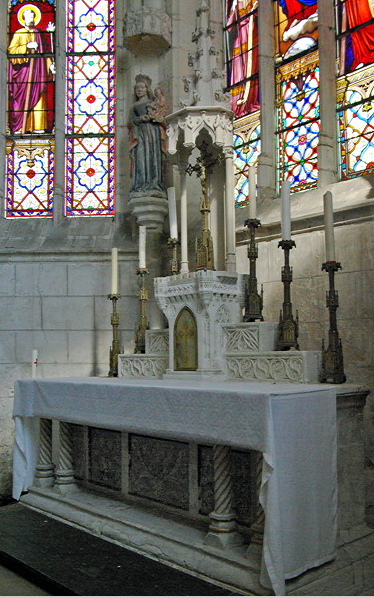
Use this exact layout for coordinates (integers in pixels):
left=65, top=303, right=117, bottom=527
left=246, top=451, right=265, bottom=558
left=34, top=418, right=55, bottom=487
left=204, top=445, right=243, bottom=548
left=54, top=421, right=77, bottom=493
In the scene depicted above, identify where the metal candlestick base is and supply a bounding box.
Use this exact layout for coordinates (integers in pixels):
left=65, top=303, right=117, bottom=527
left=108, top=293, right=123, bottom=377
left=135, top=268, right=149, bottom=354
left=277, top=239, right=299, bottom=350
left=243, top=218, right=263, bottom=322
left=168, top=237, right=180, bottom=275
left=320, top=261, right=346, bottom=384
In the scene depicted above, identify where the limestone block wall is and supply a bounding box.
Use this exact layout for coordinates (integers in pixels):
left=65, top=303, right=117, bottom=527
left=0, top=241, right=139, bottom=498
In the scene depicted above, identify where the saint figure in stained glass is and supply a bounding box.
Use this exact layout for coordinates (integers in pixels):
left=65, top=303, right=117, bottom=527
left=129, top=75, right=167, bottom=197
left=226, top=0, right=260, bottom=119
left=339, top=0, right=374, bottom=74
left=276, top=0, right=318, bottom=60
left=8, top=3, right=55, bottom=135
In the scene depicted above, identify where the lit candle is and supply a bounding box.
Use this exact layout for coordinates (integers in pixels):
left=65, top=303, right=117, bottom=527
left=323, top=191, right=336, bottom=262
left=248, top=167, right=256, bottom=219
left=167, top=187, right=178, bottom=240
left=111, top=247, right=118, bottom=294
left=31, top=349, right=38, bottom=379
left=139, top=226, right=146, bottom=269
left=281, top=180, right=291, bottom=240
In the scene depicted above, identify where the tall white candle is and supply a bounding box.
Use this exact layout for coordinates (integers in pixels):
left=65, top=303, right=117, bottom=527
left=139, top=226, right=146, bottom=269
left=281, top=180, right=291, bottom=240
left=111, top=247, right=118, bottom=294
left=31, top=349, right=38, bottom=379
left=323, top=191, right=336, bottom=261
left=248, top=167, right=256, bottom=219
left=167, top=187, right=178, bottom=239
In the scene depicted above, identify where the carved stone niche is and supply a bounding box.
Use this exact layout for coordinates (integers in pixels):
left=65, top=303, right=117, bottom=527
left=123, top=10, right=172, bottom=56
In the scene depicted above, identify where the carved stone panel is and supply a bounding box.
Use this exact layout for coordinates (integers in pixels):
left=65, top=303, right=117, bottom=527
left=129, top=435, right=189, bottom=510
left=198, top=445, right=253, bottom=526
left=88, top=428, right=121, bottom=491
left=71, top=423, right=86, bottom=481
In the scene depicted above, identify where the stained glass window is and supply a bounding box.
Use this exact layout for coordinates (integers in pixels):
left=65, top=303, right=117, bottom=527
left=224, top=0, right=260, bottom=207
left=233, top=118, right=260, bottom=207
left=336, top=0, right=374, bottom=178
left=65, top=0, right=115, bottom=216
left=6, top=0, right=55, bottom=217
left=275, top=0, right=319, bottom=192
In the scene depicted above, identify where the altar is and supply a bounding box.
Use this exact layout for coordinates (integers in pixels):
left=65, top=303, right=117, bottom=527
left=13, top=376, right=340, bottom=596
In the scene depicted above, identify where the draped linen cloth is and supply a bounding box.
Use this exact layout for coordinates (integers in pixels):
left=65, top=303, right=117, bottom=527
left=13, top=377, right=337, bottom=595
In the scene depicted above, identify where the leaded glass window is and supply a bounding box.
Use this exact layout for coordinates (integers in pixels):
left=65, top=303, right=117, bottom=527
left=65, top=0, right=115, bottom=216
left=275, top=0, right=319, bottom=192
left=6, top=0, right=55, bottom=217
left=336, top=0, right=374, bottom=178
left=224, top=0, right=260, bottom=208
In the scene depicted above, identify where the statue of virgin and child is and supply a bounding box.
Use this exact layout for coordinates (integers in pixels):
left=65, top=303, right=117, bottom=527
left=129, top=74, right=167, bottom=198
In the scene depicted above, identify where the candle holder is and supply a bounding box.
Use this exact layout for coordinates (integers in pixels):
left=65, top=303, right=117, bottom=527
left=135, top=268, right=149, bottom=354
left=243, top=218, right=263, bottom=322
left=168, top=237, right=180, bottom=275
left=277, top=239, right=299, bottom=350
left=108, top=293, right=123, bottom=377
left=320, top=261, right=346, bottom=384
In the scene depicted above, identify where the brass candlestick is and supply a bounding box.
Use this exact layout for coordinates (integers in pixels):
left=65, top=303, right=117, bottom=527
left=135, top=268, right=149, bottom=354
left=277, top=239, right=299, bottom=350
left=108, top=293, right=123, bottom=377
left=168, top=237, right=180, bottom=275
left=320, top=260, right=346, bottom=384
left=243, top=218, right=263, bottom=322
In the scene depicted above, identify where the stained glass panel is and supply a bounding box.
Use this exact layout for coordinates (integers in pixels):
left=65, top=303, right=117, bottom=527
left=277, top=63, right=319, bottom=190
left=336, top=1, right=374, bottom=178
left=274, top=0, right=318, bottom=63
left=6, top=0, right=55, bottom=218
left=66, top=136, right=115, bottom=216
left=234, top=121, right=260, bottom=207
left=224, top=0, right=259, bottom=119
left=66, top=0, right=115, bottom=216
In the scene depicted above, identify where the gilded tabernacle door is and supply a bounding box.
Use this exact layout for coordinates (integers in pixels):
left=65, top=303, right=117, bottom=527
left=174, top=307, right=198, bottom=371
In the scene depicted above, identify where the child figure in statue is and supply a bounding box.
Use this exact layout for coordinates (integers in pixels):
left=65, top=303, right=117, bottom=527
left=129, top=75, right=167, bottom=196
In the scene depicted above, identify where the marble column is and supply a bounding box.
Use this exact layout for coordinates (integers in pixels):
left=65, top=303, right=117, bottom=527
left=54, top=421, right=77, bottom=493
left=178, top=162, right=189, bottom=274
left=257, top=0, right=276, bottom=199
left=224, top=148, right=236, bottom=273
left=34, top=418, right=55, bottom=488
left=204, top=444, right=243, bottom=548
left=246, top=450, right=265, bottom=557
left=317, top=0, right=338, bottom=187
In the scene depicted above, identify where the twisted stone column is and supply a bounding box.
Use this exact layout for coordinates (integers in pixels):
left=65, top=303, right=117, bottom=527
left=204, top=445, right=243, bottom=548
left=54, top=421, right=77, bottom=493
left=246, top=450, right=265, bottom=558
left=34, top=418, right=55, bottom=487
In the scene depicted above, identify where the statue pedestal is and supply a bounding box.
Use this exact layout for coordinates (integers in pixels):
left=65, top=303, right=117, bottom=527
left=128, top=191, right=167, bottom=232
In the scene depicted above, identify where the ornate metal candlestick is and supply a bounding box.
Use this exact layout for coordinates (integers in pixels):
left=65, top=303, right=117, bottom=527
left=135, top=268, right=149, bottom=354
left=243, top=218, right=263, bottom=322
left=320, top=260, right=346, bottom=384
left=277, top=239, right=299, bottom=350
left=168, top=237, right=180, bottom=275
left=108, top=293, right=123, bottom=377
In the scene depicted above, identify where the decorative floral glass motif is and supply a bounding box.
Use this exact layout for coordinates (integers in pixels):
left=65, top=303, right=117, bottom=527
left=66, top=0, right=115, bottom=216
left=233, top=123, right=260, bottom=207
left=275, top=0, right=319, bottom=191
left=6, top=0, right=55, bottom=218
left=224, top=0, right=260, bottom=120
left=336, top=0, right=374, bottom=178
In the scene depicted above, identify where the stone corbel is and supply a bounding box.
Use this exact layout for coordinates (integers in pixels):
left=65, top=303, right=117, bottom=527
left=123, top=9, right=172, bottom=56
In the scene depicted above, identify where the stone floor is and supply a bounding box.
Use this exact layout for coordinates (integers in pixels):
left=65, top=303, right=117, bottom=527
left=0, top=503, right=241, bottom=596
left=0, top=563, right=51, bottom=596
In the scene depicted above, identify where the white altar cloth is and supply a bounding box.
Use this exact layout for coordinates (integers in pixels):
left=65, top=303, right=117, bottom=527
left=13, top=377, right=337, bottom=595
